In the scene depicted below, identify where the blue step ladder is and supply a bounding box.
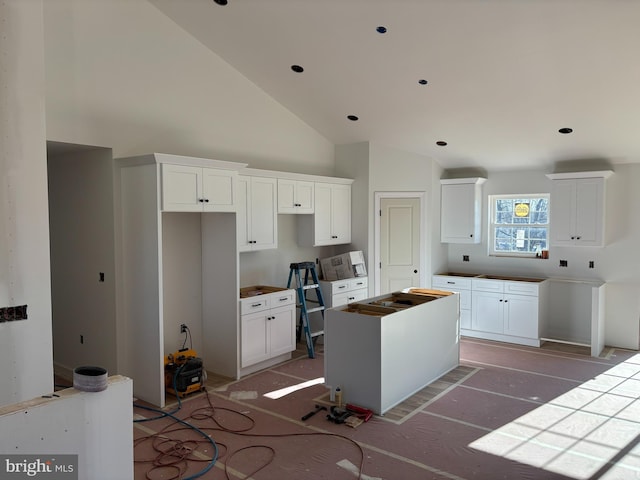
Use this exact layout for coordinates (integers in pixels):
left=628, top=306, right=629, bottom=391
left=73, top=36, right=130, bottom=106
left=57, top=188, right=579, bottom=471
left=287, top=262, right=326, bottom=358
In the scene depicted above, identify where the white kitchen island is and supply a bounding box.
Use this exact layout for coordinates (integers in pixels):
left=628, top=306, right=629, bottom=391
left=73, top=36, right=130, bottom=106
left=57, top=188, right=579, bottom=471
left=324, top=290, right=460, bottom=415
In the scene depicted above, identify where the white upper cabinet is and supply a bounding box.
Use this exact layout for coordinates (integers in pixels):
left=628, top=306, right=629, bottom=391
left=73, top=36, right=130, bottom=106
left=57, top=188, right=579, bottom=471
left=161, top=163, right=238, bottom=212
left=277, top=179, right=314, bottom=214
left=440, top=177, right=486, bottom=243
left=547, top=171, right=613, bottom=247
left=237, top=176, right=278, bottom=252
left=299, top=182, right=351, bottom=246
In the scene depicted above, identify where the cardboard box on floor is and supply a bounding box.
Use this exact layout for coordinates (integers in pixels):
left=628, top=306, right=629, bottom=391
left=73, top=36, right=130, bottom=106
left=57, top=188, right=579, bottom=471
left=320, top=251, right=367, bottom=281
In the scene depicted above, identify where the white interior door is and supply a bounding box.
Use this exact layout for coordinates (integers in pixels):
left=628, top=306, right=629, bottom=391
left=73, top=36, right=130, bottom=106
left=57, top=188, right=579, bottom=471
left=379, top=197, right=421, bottom=294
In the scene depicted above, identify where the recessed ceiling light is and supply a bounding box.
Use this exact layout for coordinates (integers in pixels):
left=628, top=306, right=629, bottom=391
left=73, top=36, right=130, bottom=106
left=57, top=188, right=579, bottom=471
left=376, top=26, right=387, bottom=34
left=558, top=127, right=573, bottom=134
left=418, top=79, right=428, bottom=85
left=436, top=141, right=447, bottom=146
left=347, top=115, right=359, bottom=121
left=213, top=0, right=228, bottom=5
left=291, top=65, right=304, bottom=73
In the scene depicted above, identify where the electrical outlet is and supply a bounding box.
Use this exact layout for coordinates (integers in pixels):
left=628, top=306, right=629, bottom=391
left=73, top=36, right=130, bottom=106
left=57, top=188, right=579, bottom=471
left=463, top=255, right=470, bottom=262
left=180, top=324, right=187, bottom=333
left=80, top=335, right=84, bottom=344
left=589, top=261, right=595, bottom=269
left=0, top=305, right=28, bottom=322
left=559, top=260, right=568, bottom=267
left=99, top=272, right=105, bottom=282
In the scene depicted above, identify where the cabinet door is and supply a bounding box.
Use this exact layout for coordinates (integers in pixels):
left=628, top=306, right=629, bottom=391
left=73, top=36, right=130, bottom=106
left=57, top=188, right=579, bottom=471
left=551, top=178, right=604, bottom=247
left=278, top=179, right=314, bottom=214
left=238, top=177, right=277, bottom=251
left=550, top=179, right=577, bottom=246
left=250, top=177, right=278, bottom=250
left=313, top=184, right=333, bottom=245
left=236, top=176, right=251, bottom=251
left=333, top=289, right=368, bottom=307
left=460, top=308, right=472, bottom=330
left=504, top=294, right=538, bottom=339
left=201, top=168, right=236, bottom=212
left=472, top=291, right=504, bottom=334
left=241, top=312, right=269, bottom=367
left=331, top=183, right=351, bottom=244
left=277, top=179, right=297, bottom=213
left=574, top=178, right=603, bottom=246
left=441, top=183, right=479, bottom=243
left=269, top=305, right=296, bottom=358
left=295, top=181, right=315, bottom=213
left=161, top=164, right=202, bottom=211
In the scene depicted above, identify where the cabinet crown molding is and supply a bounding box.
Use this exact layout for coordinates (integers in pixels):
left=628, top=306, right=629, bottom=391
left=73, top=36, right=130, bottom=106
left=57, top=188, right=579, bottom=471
left=440, top=177, right=487, bottom=185
left=117, top=153, right=354, bottom=184
left=118, top=153, right=248, bottom=170
left=546, top=170, right=614, bottom=180
left=243, top=167, right=353, bottom=184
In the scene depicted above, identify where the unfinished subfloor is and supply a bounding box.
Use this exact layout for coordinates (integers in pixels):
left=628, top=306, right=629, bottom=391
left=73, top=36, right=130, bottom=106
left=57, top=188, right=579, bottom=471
left=132, top=338, right=640, bottom=479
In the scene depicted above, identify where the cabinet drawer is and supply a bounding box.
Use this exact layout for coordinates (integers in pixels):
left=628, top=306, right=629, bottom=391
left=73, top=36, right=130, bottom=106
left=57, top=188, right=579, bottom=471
left=239, top=289, right=295, bottom=315
left=504, top=281, right=539, bottom=296
left=432, top=275, right=473, bottom=290
left=324, top=277, right=368, bottom=295
left=270, top=290, right=296, bottom=308
left=348, top=277, right=368, bottom=291
left=324, top=279, right=348, bottom=295
left=240, top=297, right=270, bottom=315
left=471, top=278, right=504, bottom=293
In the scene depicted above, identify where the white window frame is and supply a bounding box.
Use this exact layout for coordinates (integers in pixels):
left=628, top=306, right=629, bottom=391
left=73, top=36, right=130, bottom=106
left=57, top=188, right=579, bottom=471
left=489, top=193, right=550, bottom=257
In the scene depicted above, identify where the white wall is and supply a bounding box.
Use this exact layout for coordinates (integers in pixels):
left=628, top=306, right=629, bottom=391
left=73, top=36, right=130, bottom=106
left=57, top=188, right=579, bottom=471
left=335, top=142, right=371, bottom=263
left=239, top=214, right=336, bottom=288
left=43, top=0, right=340, bottom=296
left=444, top=165, right=640, bottom=350
left=48, top=147, right=118, bottom=378
left=336, top=142, right=441, bottom=293
left=0, top=0, right=54, bottom=406
left=369, top=144, right=440, bottom=290
left=43, top=0, right=334, bottom=176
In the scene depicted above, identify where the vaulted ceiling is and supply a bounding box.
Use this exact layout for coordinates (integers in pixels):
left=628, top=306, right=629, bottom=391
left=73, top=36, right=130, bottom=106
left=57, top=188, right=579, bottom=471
left=150, top=0, right=640, bottom=172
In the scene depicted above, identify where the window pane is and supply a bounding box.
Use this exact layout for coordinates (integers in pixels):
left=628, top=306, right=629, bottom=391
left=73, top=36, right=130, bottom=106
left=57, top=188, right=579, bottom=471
left=496, top=212, right=513, bottom=224
left=492, top=226, right=547, bottom=253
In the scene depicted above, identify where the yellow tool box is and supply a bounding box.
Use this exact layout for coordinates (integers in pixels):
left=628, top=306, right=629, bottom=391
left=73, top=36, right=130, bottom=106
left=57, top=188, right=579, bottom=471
left=164, top=348, right=204, bottom=398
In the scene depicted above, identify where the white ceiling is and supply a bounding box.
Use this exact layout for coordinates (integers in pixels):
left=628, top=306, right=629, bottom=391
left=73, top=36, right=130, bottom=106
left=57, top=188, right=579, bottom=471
left=150, top=0, right=640, bottom=172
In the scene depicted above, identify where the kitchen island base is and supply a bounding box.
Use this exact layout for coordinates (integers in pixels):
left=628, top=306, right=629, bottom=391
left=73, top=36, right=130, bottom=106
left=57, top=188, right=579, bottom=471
left=324, top=291, right=460, bottom=415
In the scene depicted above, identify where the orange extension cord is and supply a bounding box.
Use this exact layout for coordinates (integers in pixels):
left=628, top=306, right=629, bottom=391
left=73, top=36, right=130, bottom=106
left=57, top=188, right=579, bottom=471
left=134, top=389, right=365, bottom=480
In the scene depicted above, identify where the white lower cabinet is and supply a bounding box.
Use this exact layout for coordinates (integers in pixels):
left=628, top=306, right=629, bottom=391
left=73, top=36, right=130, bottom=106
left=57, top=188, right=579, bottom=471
left=240, top=290, right=295, bottom=369
left=471, top=290, right=504, bottom=333
left=434, top=274, right=546, bottom=347
left=471, top=278, right=543, bottom=346
left=432, top=275, right=472, bottom=330
left=320, top=277, right=368, bottom=308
